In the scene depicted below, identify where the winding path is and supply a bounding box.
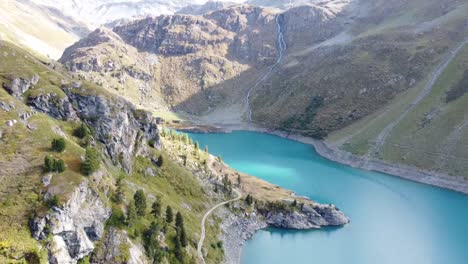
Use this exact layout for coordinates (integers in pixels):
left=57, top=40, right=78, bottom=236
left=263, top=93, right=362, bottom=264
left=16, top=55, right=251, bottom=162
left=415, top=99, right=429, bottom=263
left=246, top=14, right=287, bottom=121
left=197, top=189, right=242, bottom=264
left=368, top=38, right=468, bottom=158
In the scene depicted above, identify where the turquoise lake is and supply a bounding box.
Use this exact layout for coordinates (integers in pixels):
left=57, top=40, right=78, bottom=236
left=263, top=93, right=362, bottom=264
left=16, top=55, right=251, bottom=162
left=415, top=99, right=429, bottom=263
left=189, top=131, right=468, bottom=264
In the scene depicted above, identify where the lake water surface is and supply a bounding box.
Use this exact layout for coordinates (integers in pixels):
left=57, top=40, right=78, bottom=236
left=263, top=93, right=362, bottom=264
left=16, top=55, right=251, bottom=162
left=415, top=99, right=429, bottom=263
left=190, top=131, right=468, bottom=264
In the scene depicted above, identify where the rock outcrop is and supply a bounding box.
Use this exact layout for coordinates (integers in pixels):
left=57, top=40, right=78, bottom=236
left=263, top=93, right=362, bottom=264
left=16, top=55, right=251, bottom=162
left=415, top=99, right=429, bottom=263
left=264, top=203, right=349, bottom=229
left=31, top=182, right=111, bottom=264
left=221, top=202, right=349, bottom=264
left=27, top=93, right=78, bottom=120
left=2, top=75, right=39, bottom=99
left=91, top=227, right=148, bottom=264
left=63, top=86, right=159, bottom=173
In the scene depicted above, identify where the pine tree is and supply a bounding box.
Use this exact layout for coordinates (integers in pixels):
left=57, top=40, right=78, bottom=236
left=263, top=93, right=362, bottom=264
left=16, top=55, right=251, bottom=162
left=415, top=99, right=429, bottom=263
left=204, top=145, right=209, bottom=153
left=245, top=194, right=254, bottom=205
left=151, top=199, right=162, bottom=219
left=114, top=176, right=125, bottom=204
left=174, top=238, right=184, bottom=262
left=165, top=206, right=173, bottom=224
left=179, top=226, right=188, bottom=247
left=156, top=155, right=164, bottom=167
left=127, top=203, right=137, bottom=227
left=237, top=174, right=241, bottom=186
left=175, top=212, right=184, bottom=229
left=144, top=221, right=161, bottom=262
left=134, top=190, right=147, bottom=216
left=81, top=147, right=100, bottom=175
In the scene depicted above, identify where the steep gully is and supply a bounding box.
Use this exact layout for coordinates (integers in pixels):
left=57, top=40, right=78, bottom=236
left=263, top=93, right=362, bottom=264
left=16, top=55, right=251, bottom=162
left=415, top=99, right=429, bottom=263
left=368, top=38, right=468, bottom=158
left=246, top=14, right=287, bottom=121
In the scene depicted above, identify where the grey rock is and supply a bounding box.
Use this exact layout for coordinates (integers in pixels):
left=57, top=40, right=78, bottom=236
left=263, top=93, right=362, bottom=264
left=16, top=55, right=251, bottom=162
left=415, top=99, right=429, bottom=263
left=0, top=101, right=13, bottom=112
left=144, top=167, right=155, bottom=177
left=3, top=75, right=39, bottom=99
left=64, top=89, right=160, bottom=173
left=264, top=203, right=349, bottom=229
left=32, top=181, right=111, bottom=264
left=27, top=93, right=78, bottom=120
left=42, top=174, right=53, bottom=186
left=90, top=227, right=148, bottom=264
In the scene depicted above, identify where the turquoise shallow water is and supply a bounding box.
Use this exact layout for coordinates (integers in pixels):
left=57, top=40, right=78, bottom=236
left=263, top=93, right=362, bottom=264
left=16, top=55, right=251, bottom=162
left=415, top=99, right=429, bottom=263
left=189, top=131, right=468, bottom=264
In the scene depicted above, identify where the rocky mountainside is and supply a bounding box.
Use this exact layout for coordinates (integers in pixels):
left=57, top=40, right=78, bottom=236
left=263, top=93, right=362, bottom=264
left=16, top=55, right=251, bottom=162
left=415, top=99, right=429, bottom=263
left=0, top=40, right=347, bottom=264
left=59, top=0, right=468, bottom=181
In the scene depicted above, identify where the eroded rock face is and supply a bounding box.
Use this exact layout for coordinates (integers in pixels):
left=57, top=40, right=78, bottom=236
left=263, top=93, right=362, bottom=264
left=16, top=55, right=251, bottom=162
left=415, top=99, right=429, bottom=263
left=32, top=182, right=111, bottom=264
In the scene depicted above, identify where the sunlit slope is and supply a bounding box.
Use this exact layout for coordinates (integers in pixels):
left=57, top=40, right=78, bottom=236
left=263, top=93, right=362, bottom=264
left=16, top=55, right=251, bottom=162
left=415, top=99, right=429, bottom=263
left=0, top=0, right=88, bottom=59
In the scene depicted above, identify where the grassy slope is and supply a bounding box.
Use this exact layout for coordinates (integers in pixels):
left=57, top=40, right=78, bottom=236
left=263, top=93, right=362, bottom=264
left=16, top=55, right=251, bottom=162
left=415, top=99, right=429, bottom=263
left=0, top=43, right=86, bottom=263
left=328, top=2, right=468, bottom=178
left=0, top=41, right=225, bottom=263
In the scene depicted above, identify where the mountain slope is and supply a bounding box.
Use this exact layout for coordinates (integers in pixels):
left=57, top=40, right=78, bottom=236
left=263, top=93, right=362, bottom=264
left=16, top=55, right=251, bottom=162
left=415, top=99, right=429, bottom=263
left=0, top=0, right=89, bottom=59
left=58, top=0, right=468, bottom=182
left=0, top=40, right=346, bottom=264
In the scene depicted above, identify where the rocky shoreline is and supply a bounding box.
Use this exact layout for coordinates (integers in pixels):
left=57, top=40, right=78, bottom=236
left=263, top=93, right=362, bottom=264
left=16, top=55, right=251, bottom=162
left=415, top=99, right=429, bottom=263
left=198, top=123, right=468, bottom=195
left=219, top=202, right=349, bottom=264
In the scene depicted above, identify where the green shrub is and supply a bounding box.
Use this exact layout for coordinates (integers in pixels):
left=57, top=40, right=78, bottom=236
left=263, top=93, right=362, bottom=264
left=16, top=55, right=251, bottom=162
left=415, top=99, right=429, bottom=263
left=73, top=123, right=90, bottom=139
left=55, top=159, right=66, bottom=173
left=51, top=138, right=66, bottom=152
left=44, top=155, right=55, bottom=172
left=107, top=206, right=126, bottom=227
left=46, top=195, right=60, bottom=208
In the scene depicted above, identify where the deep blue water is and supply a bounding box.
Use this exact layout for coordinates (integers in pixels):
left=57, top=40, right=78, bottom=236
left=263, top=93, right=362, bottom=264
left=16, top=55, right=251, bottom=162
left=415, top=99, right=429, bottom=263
left=189, top=131, right=468, bottom=264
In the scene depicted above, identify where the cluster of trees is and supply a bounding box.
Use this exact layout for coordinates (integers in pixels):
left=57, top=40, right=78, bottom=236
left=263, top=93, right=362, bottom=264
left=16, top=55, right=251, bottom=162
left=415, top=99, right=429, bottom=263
left=44, top=138, right=67, bottom=172
left=44, top=155, right=66, bottom=173
left=160, top=127, right=209, bottom=158
left=110, top=186, right=190, bottom=263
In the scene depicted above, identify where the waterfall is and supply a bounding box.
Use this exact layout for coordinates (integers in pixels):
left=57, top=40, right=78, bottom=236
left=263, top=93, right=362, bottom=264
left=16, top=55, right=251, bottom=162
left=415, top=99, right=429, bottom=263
left=246, top=14, right=287, bottom=122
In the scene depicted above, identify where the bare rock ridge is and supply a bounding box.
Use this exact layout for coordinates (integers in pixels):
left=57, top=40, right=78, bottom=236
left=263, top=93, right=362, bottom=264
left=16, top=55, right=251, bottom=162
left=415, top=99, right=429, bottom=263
left=59, top=4, right=346, bottom=118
